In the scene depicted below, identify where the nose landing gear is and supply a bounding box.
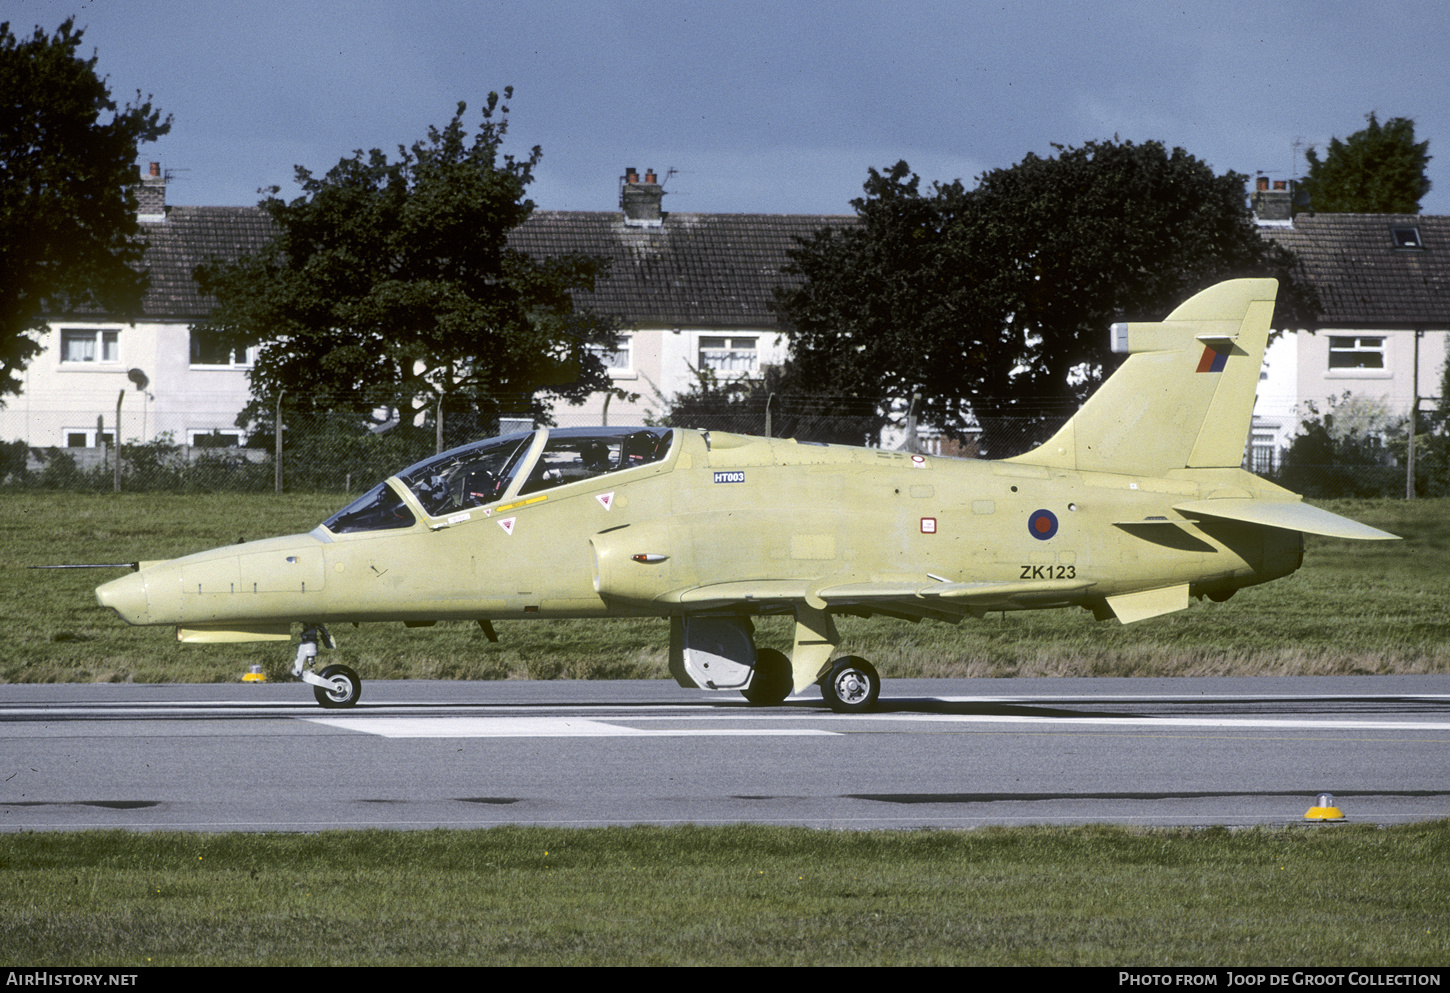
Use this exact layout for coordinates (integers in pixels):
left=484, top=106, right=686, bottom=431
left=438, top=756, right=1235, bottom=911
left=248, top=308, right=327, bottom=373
left=292, top=625, right=363, bottom=709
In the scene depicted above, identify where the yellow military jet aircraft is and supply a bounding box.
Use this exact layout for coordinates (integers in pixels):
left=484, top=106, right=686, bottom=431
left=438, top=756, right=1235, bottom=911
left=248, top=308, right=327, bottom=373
left=96, top=278, right=1396, bottom=710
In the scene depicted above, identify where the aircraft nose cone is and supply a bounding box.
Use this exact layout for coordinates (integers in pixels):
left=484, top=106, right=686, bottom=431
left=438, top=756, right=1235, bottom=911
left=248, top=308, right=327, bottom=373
left=96, top=571, right=149, bottom=625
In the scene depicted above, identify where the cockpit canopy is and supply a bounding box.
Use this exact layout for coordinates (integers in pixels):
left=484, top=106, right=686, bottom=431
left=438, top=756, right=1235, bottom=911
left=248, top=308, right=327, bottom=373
left=321, top=427, right=674, bottom=534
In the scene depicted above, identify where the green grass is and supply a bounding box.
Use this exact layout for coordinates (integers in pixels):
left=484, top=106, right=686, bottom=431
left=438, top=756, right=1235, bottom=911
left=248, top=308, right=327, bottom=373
left=1, top=823, right=1446, bottom=966
left=2, top=492, right=1447, bottom=684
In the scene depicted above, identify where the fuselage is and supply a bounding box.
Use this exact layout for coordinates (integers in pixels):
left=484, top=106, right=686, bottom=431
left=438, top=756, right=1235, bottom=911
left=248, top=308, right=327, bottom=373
left=96, top=426, right=1304, bottom=639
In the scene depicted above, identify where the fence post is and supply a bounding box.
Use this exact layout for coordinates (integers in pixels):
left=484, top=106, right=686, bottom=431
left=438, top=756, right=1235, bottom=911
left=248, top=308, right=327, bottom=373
left=114, top=389, right=124, bottom=493
left=436, top=395, right=444, bottom=454
left=1407, top=331, right=1421, bottom=500
left=274, top=391, right=284, bottom=494
left=764, top=392, right=774, bottom=438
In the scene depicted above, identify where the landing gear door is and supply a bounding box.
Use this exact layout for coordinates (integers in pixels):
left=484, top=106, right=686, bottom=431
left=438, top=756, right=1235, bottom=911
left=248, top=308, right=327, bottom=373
left=669, top=615, right=757, bottom=690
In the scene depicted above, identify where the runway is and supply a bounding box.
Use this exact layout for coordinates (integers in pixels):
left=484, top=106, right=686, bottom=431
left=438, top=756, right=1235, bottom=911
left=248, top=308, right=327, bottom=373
left=2, top=675, right=1447, bottom=831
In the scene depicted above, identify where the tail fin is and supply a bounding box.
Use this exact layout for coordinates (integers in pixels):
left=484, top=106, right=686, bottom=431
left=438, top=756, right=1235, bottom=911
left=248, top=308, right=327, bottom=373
left=1008, top=278, right=1277, bottom=476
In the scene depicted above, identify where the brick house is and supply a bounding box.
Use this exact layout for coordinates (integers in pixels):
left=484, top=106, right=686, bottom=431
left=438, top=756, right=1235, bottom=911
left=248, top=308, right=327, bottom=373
left=1251, top=180, right=1450, bottom=471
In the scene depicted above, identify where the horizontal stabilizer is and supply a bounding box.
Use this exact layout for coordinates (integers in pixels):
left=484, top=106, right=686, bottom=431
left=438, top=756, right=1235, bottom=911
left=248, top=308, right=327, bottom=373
left=1173, top=499, right=1399, bottom=540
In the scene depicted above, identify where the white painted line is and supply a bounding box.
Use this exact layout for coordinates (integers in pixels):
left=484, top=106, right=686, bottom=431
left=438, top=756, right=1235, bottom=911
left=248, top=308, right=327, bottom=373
left=305, top=716, right=840, bottom=738
left=835, top=712, right=1450, bottom=732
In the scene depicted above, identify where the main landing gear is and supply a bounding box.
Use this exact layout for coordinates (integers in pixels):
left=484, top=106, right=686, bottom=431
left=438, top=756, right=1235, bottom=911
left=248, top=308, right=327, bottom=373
left=740, top=648, right=793, bottom=706
left=670, top=609, right=885, bottom=714
left=820, top=656, right=880, bottom=714
left=740, top=649, right=882, bottom=712
left=292, top=625, right=362, bottom=709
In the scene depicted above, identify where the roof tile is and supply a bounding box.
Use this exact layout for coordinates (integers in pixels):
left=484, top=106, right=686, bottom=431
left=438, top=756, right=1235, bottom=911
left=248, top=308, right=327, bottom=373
left=1263, top=213, right=1450, bottom=329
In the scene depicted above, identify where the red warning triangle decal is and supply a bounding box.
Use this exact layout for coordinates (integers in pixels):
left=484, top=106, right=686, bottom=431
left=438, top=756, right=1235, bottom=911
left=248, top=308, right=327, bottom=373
left=497, top=517, right=516, bottom=536
left=596, top=492, right=614, bottom=511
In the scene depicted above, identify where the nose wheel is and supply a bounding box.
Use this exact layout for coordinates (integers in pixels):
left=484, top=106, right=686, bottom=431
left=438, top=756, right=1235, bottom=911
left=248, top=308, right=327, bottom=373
left=312, top=663, right=362, bottom=709
left=292, top=625, right=363, bottom=709
left=820, top=656, right=880, bottom=713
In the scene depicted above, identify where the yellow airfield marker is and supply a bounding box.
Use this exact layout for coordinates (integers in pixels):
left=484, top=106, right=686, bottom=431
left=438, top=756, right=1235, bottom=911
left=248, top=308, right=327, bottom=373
left=1304, top=792, right=1345, bottom=821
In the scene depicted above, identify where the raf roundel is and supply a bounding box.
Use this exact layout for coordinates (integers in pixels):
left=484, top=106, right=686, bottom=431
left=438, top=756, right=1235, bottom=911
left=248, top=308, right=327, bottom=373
left=1028, top=509, right=1058, bottom=541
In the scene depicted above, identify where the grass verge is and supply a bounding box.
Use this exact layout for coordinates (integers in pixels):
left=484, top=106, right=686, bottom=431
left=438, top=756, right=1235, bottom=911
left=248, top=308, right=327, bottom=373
left=1, top=823, right=1447, bottom=966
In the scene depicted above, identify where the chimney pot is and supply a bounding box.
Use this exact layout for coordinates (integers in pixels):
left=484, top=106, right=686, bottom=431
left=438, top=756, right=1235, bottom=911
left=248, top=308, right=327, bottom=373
left=149, top=162, right=161, bottom=178
left=1251, top=177, right=1293, bottom=224
left=620, top=166, right=664, bottom=227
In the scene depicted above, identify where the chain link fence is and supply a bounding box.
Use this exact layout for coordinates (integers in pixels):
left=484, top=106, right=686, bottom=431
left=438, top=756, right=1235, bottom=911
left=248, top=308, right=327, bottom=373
left=1, top=396, right=1441, bottom=499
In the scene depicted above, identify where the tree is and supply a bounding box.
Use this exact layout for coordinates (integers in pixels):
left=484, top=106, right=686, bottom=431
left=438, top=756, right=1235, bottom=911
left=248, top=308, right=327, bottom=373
left=194, top=91, right=622, bottom=442
left=1276, top=395, right=1404, bottom=498
left=0, top=18, right=171, bottom=401
left=652, top=362, right=885, bottom=445
left=1300, top=112, right=1432, bottom=213
left=776, top=141, right=1317, bottom=455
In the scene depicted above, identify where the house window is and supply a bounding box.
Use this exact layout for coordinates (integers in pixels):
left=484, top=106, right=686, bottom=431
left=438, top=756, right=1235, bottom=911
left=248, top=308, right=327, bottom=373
left=60, top=329, right=119, bottom=364
left=1250, top=431, right=1277, bottom=474
left=587, top=337, right=632, bottom=376
left=190, top=330, right=253, bottom=367
left=1391, top=226, right=1423, bottom=249
left=188, top=429, right=243, bottom=448
left=64, top=429, right=113, bottom=448
left=1328, top=336, right=1385, bottom=370
left=699, top=336, right=758, bottom=374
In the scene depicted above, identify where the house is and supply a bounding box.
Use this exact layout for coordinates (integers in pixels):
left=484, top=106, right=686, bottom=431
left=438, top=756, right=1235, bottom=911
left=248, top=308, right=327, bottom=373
left=508, top=168, right=849, bottom=427
left=0, top=164, right=275, bottom=456
left=0, top=165, right=846, bottom=453
left=1250, top=179, right=1450, bottom=472
left=7, top=164, right=1445, bottom=469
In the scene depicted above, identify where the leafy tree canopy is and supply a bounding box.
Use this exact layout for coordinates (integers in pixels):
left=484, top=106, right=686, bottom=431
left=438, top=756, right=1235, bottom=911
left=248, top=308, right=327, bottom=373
left=194, top=91, right=622, bottom=438
left=776, top=140, right=1316, bottom=455
left=1300, top=112, right=1432, bottom=213
left=652, top=362, right=885, bottom=446
left=0, top=18, right=170, bottom=402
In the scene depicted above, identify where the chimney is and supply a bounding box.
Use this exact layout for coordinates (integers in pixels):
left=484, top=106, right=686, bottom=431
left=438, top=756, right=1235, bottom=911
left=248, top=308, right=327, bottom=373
left=1251, top=177, right=1293, bottom=225
left=620, top=165, right=664, bottom=228
left=136, top=162, right=167, bottom=222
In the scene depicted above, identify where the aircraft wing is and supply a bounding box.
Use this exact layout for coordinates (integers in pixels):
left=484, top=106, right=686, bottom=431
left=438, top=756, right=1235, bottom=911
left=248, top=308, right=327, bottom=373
left=673, top=576, right=1095, bottom=617
left=1173, top=499, right=1399, bottom=540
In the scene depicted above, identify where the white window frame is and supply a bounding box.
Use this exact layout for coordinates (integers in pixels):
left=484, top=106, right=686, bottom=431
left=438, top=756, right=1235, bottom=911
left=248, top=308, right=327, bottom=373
left=63, top=428, right=114, bottom=448
left=1326, top=336, right=1390, bottom=379
left=587, top=335, right=635, bottom=379
left=189, top=330, right=255, bottom=369
left=699, top=335, right=759, bottom=375
left=59, top=328, right=120, bottom=365
left=186, top=428, right=244, bottom=448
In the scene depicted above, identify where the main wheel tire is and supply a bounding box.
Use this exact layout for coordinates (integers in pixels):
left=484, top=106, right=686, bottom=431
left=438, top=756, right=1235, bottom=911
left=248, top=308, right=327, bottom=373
left=314, top=663, right=362, bottom=709
left=740, top=648, right=793, bottom=706
left=820, top=656, right=880, bottom=713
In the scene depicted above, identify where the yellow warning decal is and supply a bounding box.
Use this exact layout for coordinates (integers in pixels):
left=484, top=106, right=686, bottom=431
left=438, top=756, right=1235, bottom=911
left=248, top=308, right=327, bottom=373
left=495, top=495, right=548, bottom=513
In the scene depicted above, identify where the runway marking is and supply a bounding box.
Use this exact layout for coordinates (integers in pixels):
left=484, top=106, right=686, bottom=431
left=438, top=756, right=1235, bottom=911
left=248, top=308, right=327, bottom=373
left=854, top=712, right=1450, bottom=732
left=305, top=716, right=840, bottom=738
left=300, top=710, right=1450, bottom=738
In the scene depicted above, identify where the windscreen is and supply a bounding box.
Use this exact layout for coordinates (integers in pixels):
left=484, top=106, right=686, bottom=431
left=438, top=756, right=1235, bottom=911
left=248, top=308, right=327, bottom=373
left=321, top=482, right=417, bottom=534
